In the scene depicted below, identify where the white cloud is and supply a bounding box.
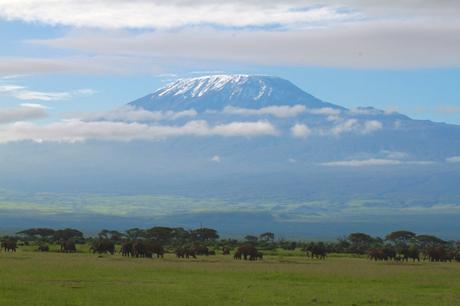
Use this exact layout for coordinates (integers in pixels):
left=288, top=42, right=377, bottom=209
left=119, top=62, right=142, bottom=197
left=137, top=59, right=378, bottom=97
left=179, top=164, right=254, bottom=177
left=320, top=159, right=402, bottom=167
left=0, top=84, right=96, bottom=101
left=80, top=106, right=197, bottom=122
left=330, top=119, right=382, bottom=135
left=223, top=105, right=307, bottom=118
left=381, top=150, right=408, bottom=160
left=348, top=107, right=384, bottom=116
left=0, top=104, right=48, bottom=124
left=0, top=119, right=278, bottom=143
left=308, top=107, right=341, bottom=116
left=211, top=155, right=221, bottom=162
left=321, top=158, right=436, bottom=167
left=446, top=156, right=460, bottom=163
left=30, top=21, right=460, bottom=69
left=362, top=120, right=383, bottom=134
left=0, top=2, right=458, bottom=71
left=223, top=105, right=344, bottom=118
left=0, top=1, right=361, bottom=30
left=291, top=123, right=311, bottom=138
left=0, top=56, right=168, bottom=76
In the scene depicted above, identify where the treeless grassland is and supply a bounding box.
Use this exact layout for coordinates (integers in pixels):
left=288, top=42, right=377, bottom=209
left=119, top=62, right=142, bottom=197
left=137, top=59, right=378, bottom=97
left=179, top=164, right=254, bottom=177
left=1, top=249, right=460, bottom=306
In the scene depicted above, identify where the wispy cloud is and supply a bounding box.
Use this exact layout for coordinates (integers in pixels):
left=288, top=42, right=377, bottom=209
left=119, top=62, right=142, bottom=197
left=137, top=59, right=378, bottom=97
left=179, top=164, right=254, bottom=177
left=0, top=104, right=48, bottom=124
left=30, top=22, right=460, bottom=70
left=446, top=156, right=460, bottom=163
left=223, top=105, right=307, bottom=118
left=0, top=119, right=278, bottom=143
left=79, top=106, right=197, bottom=122
left=0, top=84, right=95, bottom=101
left=0, top=1, right=362, bottom=30
left=437, top=106, right=460, bottom=114
left=320, top=158, right=435, bottom=167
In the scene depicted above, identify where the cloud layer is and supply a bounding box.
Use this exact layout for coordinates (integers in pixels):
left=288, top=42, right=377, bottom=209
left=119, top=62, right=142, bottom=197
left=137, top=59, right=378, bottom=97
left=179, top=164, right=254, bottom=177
left=80, top=106, right=198, bottom=122
left=0, top=83, right=95, bottom=101
left=0, top=1, right=360, bottom=29
left=0, top=104, right=48, bottom=125
left=0, top=119, right=278, bottom=143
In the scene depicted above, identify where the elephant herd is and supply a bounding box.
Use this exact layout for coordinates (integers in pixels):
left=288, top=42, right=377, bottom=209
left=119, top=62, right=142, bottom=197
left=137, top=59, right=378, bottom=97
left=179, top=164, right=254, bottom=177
left=120, top=240, right=164, bottom=258
left=368, top=245, right=460, bottom=262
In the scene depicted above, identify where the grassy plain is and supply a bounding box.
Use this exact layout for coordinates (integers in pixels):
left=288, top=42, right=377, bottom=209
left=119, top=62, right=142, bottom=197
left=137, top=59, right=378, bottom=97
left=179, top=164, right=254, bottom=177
left=1, top=248, right=460, bottom=306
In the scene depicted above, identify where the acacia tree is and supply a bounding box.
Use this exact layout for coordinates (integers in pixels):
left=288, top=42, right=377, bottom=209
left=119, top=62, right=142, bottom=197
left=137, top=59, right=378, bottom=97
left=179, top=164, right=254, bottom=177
left=53, top=228, right=85, bottom=243
left=17, top=228, right=55, bottom=243
left=125, top=228, right=147, bottom=240
left=146, top=227, right=175, bottom=245
left=385, top=230, right=416, bottom=246
left=260, top=232, right=275, bottom=242
left=347, top=232, right=377, bottom=254
left=98, top=229, right=125, bottom=243
left=191, top=228, right=219, bottom=242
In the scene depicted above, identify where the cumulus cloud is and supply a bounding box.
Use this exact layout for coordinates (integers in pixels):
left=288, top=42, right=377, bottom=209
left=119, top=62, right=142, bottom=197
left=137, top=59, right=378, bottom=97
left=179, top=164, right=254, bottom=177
left=79, top=106, right=197, bottom=122
left=330, top=119, right=382, bottom=136
left=0, top=104, right=48, bottom=124
left=0, top=119, right=278, bottom=143
left=446, top=156, right=460, bottom=163
left=223, top=105, right=307, bottom=118
left=348, top=107, right=385, bottom=116
left=222, top=105, right=344, bottom=118
left=211, top=155, right=221, bottom=162
left=308, top=107, right=341, bottom=116
left=291, top=123, right=311, bottom=138
left=0, top=84, right=95, bottom=101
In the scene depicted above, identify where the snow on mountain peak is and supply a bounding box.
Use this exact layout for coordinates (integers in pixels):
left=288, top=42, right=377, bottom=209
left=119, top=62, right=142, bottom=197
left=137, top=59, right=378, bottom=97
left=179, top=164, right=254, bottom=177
left=156, top=74, right=264, bottom=99
left=129, top=74, right=340, bottom=111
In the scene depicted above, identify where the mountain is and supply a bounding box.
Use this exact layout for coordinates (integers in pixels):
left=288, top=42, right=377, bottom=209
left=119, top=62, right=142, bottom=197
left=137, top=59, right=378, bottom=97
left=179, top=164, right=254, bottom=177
left=1, top=74, right=460, bottom=237
left=129, top=74, right=342, bottom=111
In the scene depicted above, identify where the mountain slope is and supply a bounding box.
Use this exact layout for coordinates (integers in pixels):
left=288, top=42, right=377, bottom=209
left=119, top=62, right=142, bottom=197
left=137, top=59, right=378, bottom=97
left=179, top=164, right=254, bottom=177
left=129, top=74, right=342, bottom=111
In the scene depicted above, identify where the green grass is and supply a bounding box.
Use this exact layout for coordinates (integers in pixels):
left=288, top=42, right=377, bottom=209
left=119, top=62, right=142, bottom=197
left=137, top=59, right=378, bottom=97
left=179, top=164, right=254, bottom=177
left=1, top=248, right=460, bottom=306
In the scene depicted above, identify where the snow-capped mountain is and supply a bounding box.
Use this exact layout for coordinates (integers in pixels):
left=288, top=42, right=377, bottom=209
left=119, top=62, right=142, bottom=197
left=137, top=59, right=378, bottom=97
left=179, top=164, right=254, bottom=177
left=2, top=74, right=460, bottom=236
left=130, top=74, right=342, bottom=111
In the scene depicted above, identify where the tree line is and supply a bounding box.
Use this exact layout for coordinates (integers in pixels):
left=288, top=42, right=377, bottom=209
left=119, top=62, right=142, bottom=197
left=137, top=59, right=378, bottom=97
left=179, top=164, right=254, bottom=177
left=2, top=227, right=460, bottom=262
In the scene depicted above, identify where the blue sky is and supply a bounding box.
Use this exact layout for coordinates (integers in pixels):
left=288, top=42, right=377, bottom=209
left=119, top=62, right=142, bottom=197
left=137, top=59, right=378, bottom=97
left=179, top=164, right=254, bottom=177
left=0, top=0, right=459, bottom=127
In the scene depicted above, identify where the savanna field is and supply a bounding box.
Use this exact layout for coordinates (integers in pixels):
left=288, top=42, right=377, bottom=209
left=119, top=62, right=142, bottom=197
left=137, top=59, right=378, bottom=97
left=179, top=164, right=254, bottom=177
left=1, top=247, right=460, bottom=306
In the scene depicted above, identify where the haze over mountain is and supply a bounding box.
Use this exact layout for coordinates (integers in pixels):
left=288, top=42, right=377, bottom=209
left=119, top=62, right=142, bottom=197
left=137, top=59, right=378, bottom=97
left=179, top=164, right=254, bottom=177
left=1, top=74, right=460, bottom=237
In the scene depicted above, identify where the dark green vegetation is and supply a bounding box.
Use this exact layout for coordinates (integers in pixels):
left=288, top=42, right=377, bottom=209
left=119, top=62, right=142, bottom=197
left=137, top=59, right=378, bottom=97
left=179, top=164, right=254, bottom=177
left=2, top=228, right=460, bottom=305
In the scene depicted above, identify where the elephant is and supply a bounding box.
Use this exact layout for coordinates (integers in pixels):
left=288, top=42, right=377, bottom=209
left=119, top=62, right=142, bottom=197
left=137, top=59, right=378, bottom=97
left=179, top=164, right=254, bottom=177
left=175, top=247, right=196, bottom=259
left=234, top=244, right=261, bottom=261
left=120, top=241, right=133, bottom=257
left=304, top=242, right=327, bottom=260
left=37, top=244, right=49, bottom=252
left=60, top=240, right=76, bottom=253
left=91, top=239, right=115, bottom=255
left=1, top=240, right=17, bottom=252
